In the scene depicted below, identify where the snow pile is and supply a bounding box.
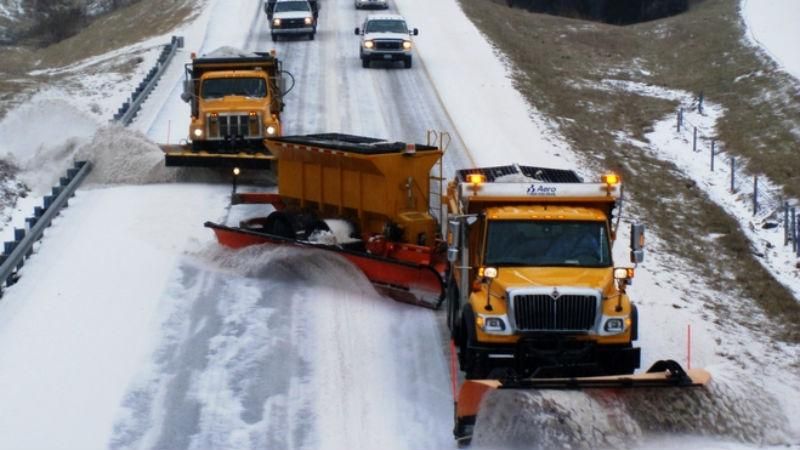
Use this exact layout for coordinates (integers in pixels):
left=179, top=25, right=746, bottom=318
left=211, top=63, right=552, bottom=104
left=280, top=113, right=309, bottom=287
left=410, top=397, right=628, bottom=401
left=473, top=375, right=789, bottom=449
left=204, top=46, right=259, bottom=59
left=0, top=99, right=99, bottom=193
left=741, top=0, right=800, bottom=81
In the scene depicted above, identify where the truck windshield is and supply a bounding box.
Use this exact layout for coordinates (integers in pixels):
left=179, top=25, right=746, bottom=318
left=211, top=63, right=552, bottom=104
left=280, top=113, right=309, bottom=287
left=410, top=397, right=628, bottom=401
left=485, top=220, right=611, bottom=267
left=201, top=78, right=267, bottom=99
left=365, top=20, right=408, bottom=34
left=274, top=1, right=310, bottom=12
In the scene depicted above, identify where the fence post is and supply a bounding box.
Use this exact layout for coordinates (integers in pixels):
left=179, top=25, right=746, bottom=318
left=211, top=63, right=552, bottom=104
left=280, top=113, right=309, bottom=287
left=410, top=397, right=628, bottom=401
left=753, top=176, right=758, bottom=216
left=693, top=127, right=697, bottom=152
left=730, top=157, right=736, bottom=193
left=793, top=208, right=797, bottom=252
left=786, top=202, right=790, bottom=246
left=710, top=139, right=716, bottom=171
left=698, top=91, right=704, bottom=114
left=677, top=108, right=682, bottom=133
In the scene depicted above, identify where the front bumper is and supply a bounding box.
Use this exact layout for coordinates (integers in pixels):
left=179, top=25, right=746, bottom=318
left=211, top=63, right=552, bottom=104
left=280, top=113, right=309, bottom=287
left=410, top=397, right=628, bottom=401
left=272, top=27, right=314, bottom=35
left=362, top=50, right=410, bottom=61
left=466, top=338, right=640, bottom=378
left=356, top=0, right=388, bottom=8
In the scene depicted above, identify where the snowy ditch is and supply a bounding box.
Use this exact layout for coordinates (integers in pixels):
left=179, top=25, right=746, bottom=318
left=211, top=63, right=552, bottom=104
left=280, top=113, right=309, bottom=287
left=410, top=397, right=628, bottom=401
left=596, top=79, right=800, bottom=302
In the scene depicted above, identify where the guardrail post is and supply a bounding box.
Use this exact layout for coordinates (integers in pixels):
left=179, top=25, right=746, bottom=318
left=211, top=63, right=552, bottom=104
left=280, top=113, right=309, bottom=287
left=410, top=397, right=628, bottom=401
left=0, top=161, right=92, bottom=291
left=677, top=108, right=683, bottom=132
left=730, top=157, right=736, bottom=193
left=693, top=127, right=697, bottom=152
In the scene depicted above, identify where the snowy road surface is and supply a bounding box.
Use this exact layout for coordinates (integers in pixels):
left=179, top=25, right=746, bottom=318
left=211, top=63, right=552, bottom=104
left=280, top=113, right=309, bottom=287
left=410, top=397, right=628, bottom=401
left=0, top=0, right=799, bottom=449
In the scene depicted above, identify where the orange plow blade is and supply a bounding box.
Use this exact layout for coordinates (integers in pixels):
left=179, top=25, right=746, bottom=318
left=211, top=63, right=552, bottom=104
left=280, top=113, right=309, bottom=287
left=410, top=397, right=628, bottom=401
left=205, top=222, right=445, bottom=309
left=453, top=360, right=711, bottom=446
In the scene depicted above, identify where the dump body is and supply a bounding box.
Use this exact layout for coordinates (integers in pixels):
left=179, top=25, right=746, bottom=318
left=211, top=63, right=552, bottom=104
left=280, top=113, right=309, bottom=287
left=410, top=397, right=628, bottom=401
left=445, top=165, right=641, bottom=379
left=265, top=134, right=442, bottom=246
left=163, top=53, right=285, bottom=168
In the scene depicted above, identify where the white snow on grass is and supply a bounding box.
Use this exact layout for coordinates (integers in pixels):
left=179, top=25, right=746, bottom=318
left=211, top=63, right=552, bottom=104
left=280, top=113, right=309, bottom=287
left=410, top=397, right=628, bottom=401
left=741, top=0, right=800, bottom=81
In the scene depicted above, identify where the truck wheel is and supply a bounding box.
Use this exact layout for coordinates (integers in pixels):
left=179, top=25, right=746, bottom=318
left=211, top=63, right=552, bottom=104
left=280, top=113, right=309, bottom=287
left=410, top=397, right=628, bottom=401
left=631, top=304, right=639, bottom=341
left=446, top=273, right=461, bottom=338
left=361, top=57, right=369, bottom=68
left=309, top=33, right=315, bottom=41
left=461, top=307, right=490, bottom=379
left=403, top=56, right=412, bottom=69
left=271, top=33, right=277, bottom=42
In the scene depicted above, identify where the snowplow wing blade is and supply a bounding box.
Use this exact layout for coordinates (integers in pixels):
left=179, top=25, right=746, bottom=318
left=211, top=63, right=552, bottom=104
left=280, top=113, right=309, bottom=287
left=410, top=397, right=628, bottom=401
left=161, top=144, right=274, bottom=169
left=454, top=360, right=710, bottom=445
left=205, top=222, right=445, bottom=309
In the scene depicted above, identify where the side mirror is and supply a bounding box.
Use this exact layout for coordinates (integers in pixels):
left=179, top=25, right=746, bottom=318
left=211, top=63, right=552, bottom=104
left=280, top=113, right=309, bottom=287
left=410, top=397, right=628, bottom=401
left=354, top=27, right=360, bottom=35
left=447, top=220, right=461, bottom=262
left=180, top=79, right=194, bottom=103
left=630, top=223, right=645, bottom=264
left=412, top=28, right=419, bottom=36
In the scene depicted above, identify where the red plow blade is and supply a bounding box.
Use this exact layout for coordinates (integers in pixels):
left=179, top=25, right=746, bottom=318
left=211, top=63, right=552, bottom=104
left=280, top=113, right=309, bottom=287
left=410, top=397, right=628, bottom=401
left=205, top=222, right=445, bottom=309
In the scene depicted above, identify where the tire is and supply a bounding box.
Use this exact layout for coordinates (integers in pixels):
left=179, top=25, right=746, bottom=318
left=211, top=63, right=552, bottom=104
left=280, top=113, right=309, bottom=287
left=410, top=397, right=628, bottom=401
left=460, top=307, right=490, bottom=379
left=446, top=272, right=461, bottom=339
left=361, top=57, right=369, bottom=68
left=403, top=56, right=412, bottom=69
left=309, top=33, right=315, bottom=41
left=271, top=33, right=277, bottom=42
left=630, top=304, right=639, bottom=341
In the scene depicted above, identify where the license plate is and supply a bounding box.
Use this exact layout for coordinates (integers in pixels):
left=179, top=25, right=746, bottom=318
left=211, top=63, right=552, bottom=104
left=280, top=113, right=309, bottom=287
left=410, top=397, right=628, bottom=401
left=383, top=54, right=392, bottom=59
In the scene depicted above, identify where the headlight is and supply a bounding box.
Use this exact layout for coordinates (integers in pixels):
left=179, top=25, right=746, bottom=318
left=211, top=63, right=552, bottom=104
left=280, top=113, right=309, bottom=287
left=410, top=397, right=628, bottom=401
left=364, top=40, right=374, bottom=49
left=266, top=125, right=276, bottom=135
left=484, top=317, right=506, bottom=332
left=193, top=128, right=203, bottom=138
left=402, top=40, right=412, bottom=50
left=304, top=17, right=312, bottom=25
left=476, top=314, right=510, bottom=335
left=604, top=318, right=625, bottom=333
left=273, top=18, right=281, bottom=26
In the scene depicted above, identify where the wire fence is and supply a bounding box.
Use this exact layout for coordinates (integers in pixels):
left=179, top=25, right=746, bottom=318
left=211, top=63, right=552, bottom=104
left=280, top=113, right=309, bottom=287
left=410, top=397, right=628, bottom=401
left=674, top=92, right=798, bottom=255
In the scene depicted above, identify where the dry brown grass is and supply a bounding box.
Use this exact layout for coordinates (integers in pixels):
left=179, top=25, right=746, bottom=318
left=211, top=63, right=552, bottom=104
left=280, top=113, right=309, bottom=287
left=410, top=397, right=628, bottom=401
left=0, top=0, right=197, bottom=119
left=458, top=0, right=800, bottom=342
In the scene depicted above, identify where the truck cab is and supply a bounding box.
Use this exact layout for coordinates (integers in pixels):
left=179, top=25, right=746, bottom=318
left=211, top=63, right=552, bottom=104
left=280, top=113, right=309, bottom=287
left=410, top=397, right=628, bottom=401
left=180, top=52, right=285, bottom=152
left=445, top=165, right=643, bottom=379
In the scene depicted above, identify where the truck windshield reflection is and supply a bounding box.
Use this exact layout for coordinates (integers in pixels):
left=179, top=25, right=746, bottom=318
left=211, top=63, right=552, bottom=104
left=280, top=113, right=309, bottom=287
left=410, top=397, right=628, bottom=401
left=485, top=220, right=611, bottom=267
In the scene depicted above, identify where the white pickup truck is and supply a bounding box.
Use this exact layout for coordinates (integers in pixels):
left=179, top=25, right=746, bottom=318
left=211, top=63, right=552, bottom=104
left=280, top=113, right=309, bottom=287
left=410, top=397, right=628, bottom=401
left=354, top=14, right=418, bottom=69
left=270, top=0, right=317, bottom=41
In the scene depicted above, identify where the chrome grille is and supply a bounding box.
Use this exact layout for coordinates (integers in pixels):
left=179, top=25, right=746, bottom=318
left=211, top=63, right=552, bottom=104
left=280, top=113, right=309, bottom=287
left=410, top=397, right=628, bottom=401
left=210, top=114, right=256, bottom=139
left=283, top=18, right=307, bottom=28
left=513, top=294, right=597, bottom=331
left=375, top=40, right=402, bottom=50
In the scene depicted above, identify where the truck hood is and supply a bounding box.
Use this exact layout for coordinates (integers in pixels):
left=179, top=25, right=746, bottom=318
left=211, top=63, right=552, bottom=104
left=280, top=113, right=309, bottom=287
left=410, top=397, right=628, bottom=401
left=364, top=32, right=409, bottom=41
left=274, top=11, right=312, bottom=20
left=494, top=266, right=613, bottom=293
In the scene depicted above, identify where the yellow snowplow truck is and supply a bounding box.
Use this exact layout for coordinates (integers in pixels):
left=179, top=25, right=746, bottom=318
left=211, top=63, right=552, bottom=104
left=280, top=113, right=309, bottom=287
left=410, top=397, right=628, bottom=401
left=445, top=165, right=645, bottom=380
left=162, top=51, right=290, bottom=168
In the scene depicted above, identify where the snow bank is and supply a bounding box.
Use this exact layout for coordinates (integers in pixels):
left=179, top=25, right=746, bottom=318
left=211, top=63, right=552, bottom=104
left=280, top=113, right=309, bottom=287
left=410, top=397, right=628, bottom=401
left=473, top=373, right=789, bottom=449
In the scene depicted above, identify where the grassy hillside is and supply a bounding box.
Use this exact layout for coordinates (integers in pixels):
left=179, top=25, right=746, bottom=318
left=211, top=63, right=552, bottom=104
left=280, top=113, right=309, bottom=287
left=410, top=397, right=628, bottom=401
left=0, top=0, right=197, bottom=119
left=458, top=0, right=800, bottom=344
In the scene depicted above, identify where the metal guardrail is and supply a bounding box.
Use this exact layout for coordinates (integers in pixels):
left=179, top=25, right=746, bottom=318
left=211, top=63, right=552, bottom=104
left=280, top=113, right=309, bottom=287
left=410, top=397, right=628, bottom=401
left=114, top=35, right=184, bottom=125
left=0, top=161, right=92, bottom=291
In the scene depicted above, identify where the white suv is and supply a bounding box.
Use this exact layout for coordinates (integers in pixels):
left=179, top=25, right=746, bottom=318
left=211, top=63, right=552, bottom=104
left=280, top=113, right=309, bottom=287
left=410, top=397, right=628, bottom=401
left=354, top=14, right=418, bottom=69
left=270, top=0, right=316, bottom=41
